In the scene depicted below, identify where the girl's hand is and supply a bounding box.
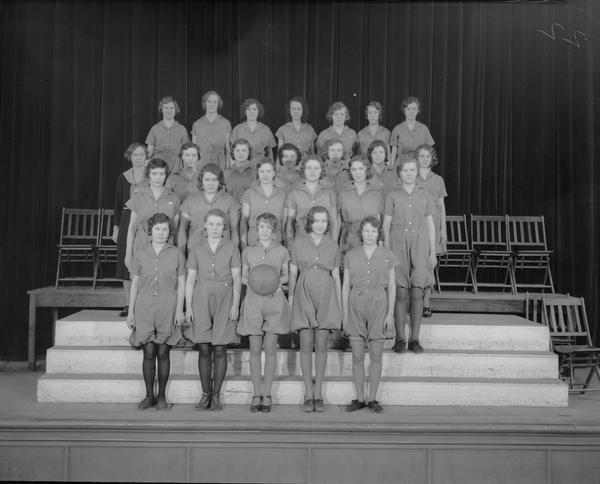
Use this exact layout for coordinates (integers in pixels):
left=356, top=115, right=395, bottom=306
left=111, top=227, right=119, bottom=244
left=429, top=253, right=437, bottom=269
left=384, top=314, right=394, bottom=332
left=287, top=295, right=294, bottom=310
left=441, top=231, right=448, bottom=247
left=174, top=310, right=186, bottom=327
left=185, top=309, right=194, bottom=325
left=229, top=305, right=239, bottom=321
left=126, top=311, right=135, bottom=329
left=124, top=254, right=132, bottom=270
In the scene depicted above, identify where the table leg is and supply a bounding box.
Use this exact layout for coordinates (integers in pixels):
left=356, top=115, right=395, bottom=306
left=51, top=308, right=58, bottom=347
left=28, top=294, right=37, bottom=371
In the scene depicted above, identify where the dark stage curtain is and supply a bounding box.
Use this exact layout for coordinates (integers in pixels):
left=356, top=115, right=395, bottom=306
left=1, top=0, right=599, bottom=359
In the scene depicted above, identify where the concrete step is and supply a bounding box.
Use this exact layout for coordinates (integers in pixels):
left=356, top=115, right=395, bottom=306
left=54, top=310, right=551, bottom=351
left=37, top=374, right=568, bottom=407
left=46, top=347, right=559, bottom=379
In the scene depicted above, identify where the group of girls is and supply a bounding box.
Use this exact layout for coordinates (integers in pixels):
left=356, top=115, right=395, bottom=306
left=113, top=91, right=447, bottom=414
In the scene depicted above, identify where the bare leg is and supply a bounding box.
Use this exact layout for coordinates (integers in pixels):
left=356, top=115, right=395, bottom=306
left=423, top=286, right=431, bottom=309
left=349, top=338, right=366, bottom=402
left=123, top=280, right=131, bottom=305
left=367, top=340, right=384, bottom=401
left=299, top=329, right=314, bottom=399
left=410, top=287, right=425, bottom=342
left=314, top=329, right=330, bottom=400
left=249, top=335, right=263, bottom=397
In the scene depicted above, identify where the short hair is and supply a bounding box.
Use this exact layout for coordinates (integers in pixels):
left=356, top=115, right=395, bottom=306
left=304, top=206, right=330, bottom=234
left=256, top=159, right=277, bottom=179
left=326, top=101, right=350, bottom=124
left=395, top=156, right=419, bottom=177
left=147, top=212, right=172, bottom=236
left=202, top=90, right=223, bottom=111
left=367, top=140, right=389, bottom=164
left=123, top=142, right=148, bottom=161
left=145, top=158, right=170, bottom=181
left=203, top=207, right=227, bottom=224
left=231, top=138, right=253, bottom=161
left=158, top=96, right=181, bottom=115
left=299, top=154, right=325, bottom=179
left=240, top=98, right=265, bottom=121
left=277, top=143, right=301, bottom=165
left=365, top=101, right=383, bottom=122
left=348, top=155, right=373, bottom=181
left=416, top=143, right=438, bottom=167
left=400, top=96, right=421, bottom=112
left=179, top=142, right=200, bottom=159
left=358, top=216, right=384, bottom=244
left=287, top=96, right=310, bottom=123
left=198, top=163, right=225, bottom=191
left=322, top=138, right=344, bottom=160
left=256, top=212, right=279, bottom=232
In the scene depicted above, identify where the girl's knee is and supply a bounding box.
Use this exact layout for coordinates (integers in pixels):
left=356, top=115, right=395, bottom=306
left=197, top=343, right=212, bottom=358
left=396, top=286, right=409, bottom=301
left=369, top=349, right=383, bottom=365
left=143, top=342, right=157, bottom=360
left=213, top=345, right=227, bottom=359
left=157, top=343, right=170, bottom=360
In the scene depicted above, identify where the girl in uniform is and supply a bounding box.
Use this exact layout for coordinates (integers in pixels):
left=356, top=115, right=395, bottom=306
left=274, top=143, right=302, bottom=192
left=288, top=206, right=342, bottom=412
left=191, top=90, right=231, bottom=170
left=285, top=154, right=339, bottom=246
left=240, top=159, right=287, bottom=250
left=275, top=97, right=317, bottom=158
left=146, top=96, right=190, bottom=172
left=237, top=213, right=291, bottom=413
left=383, top=158, right=437, bottom=354
left=184, top=208, right=242, bottom=411
left=230, top=98, right=276, bottom=167
left=357, top=102, right=391, bottom=156
left=126, top=213, right=186, bottom=410
left=124, top=158, right=180, bottom=272
left=316, top=102, right=357, bottom=160
left=223, top=139, right=256, bottom=203
left=113, top=143, right=149, bottom=317
left=342, top=216, right=396, bottom=413
left=367, top=140, right=396, bottom=198
left=415, top=144, right=447, bottom=317
left=322, top=139, right=351, bottom=194
left=178, top=163, right=240, bottom=253
left=165, top=142, right=201, bottom=203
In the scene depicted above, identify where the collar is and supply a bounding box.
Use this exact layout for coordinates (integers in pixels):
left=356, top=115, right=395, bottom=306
left=198, top=237, right=227, bottom=252
left=159, top=120, right=180, bottom=130
left=141, top=241, right=176, bottom=257
left=251, top=240, right=279, bottom=252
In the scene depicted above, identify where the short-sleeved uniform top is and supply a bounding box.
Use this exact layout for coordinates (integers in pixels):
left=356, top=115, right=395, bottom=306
left=274, top=167, right=302, bottom=193
left=370, top=166, right=398, bottom=199
left=243, top=241, right=290, bottom=274
left=191, top=114, right=232, bottom=169
left=416, top=171, right=448, bottom=254
left=126, top=187, right=180, bottom=252
left=180, top=189, right=239, bottom=250
left=357, top=125, right=391, bottom=155
left=224, top=165, right=256, bottom=203
left=338, top=183, right=384, bottom=252
left=322, top=160, right=352, bottom=194
left=316, top=126, right=357, bottom=160
left=131, top=243, right=186, bottom=295
left=390, top=121, right=434, bottom=159
left=145, top=120, right=190, bottom=171
left=230, top=122, right=276, bottom=166
left=187, top=238, right=241, bottom=285
left=285, top=181, right=337, bottom=235
left=241, top=182, right=287, bottom=244
left=275, top=122, right=317, bottom=157
left=165, top=168, right=200, bottom=203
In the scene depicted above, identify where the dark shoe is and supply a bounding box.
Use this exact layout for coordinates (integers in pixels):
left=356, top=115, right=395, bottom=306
left=155, top=396, right=170, bottom=411
left=314, top=398, right=325, bottom=412
left=211, top=393, right=222, bottom=411
left=250, top=395, right=263, bottom=413
left=195, top=392, right=211, bottom=410
left=422, top=307, right=432, bottom=318
left=409, top=340, right=424, bottom=354
left=367, top=400, right=383, bottom=413
left=261, top=395, right=272, bottom=413
left=119, top=306, right=129, bottom=317
left=138, top=396, right=156, bottom=410
left=392, top=339, right=407, bottom=353
left=303, top=398, right=314, bottom=413
left=345, top=399, right=366, bottom=412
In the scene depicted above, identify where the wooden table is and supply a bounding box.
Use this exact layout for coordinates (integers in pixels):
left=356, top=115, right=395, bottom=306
left=27, top=286, right=125, bottom=371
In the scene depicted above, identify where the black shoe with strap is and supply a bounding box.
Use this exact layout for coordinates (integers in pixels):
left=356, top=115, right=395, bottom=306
left=367, top=400, right=383, bottom=413
left=345, top=399, right=366, bottom=412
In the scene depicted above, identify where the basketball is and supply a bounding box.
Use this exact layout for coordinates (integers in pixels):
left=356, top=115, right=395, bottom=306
left=248, top=264, right=280, bottom=296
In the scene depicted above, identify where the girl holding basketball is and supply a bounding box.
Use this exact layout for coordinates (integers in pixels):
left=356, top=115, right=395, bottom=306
left=237, top=212, right=291, bottom=413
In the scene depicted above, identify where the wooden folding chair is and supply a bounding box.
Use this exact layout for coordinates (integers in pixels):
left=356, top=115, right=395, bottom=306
left=470, top=215, right=516, bottom=293
left=55, top=208, right=101, bottom=287
left=541, top=296, right=600, bottom=393
left=435, top=215, right=477, bottom=293
left=507, top=215, right=555, bottom=293
left=94, top=209, right=120, bottom=287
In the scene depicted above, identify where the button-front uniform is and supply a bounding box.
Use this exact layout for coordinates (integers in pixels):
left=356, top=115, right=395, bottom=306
left=338, top=183, right=384, bottom=253
left=241, top=182, right=287, bottom=245
left=274, top=167, right=302, bottom=194
left=230, top=122, right=276, bottom=167
left=390, top=121, right=434, bottom=168
left=275, top=122, right=317, bottom=157
left=224, top=165, right=256, bottom=203
left=191, top=114, right=231, bottom=169
left=316, top=125, right=357, bottom=160
left=322, top=159, right=352, bottom=194
left=416, top=171, right=448, bottom=254
left=145, top=120, right=190, bottom=171
left=165, top=168, right=200, bottom=203
left=285, top=181, right=337, bottom=237
left=370, top=166, right=398, bottom=200
left=357, top=125, right=391, bottom=155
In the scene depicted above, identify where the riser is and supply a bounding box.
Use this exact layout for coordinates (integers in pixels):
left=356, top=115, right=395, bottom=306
left=46, top=347, right=559, bottom=379
left=37, top=376, right=569, bottom=407
left=54, top=319, right=551, bottom=351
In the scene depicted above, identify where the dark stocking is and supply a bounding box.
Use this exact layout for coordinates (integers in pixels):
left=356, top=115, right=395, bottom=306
left=156, top=343, right=171, bottom=399
left=197, top=343, right=213, bottom=394
left=212, top=345, right=228, bottom=394
left=142, top=342, right=157, bottom=398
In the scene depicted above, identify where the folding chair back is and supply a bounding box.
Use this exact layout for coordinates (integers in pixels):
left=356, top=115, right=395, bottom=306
left=507, top=215, right=548, bottom=251
left=94, top=209, right=119, bottom=287
left=446, top=215, right=471, bottom=251
left=97, top=209, right=116, bottom=247
left=435, top=215, right=477, bottom=292
left=470, top=215, right=510, bottom=251
left=58, top=208, right=101, bottom=246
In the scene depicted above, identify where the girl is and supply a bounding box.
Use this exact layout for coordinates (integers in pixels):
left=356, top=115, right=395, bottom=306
left=241, top=159, right=287, bottom=249
left=237, top=213, right=291, bottom=413
left=415, top=144, right=447, bottom=317
left=288, top=206, right=342, bottom=412
left=146, top=96, right=190, bottom=172
left=124, top=158, right=180, bottom=272
left=178, top=163, right=240, bottom=253
left=357, top=102, right=391, bottom=156
left=342, top=217, right=396, bottom=413
left=322, top=139, right=351, bottom=194
left=275, top=97, right=317, bottom=158
left=390, top=96, right=435, bottom=170
left=126, top=213, right=186, bottom=410
left=223, top=139, right=256, bottom=203
left=383, top=158, right=437, bottom=354
left=184, top=209, right=242, bottom=411
left=191, top=90, right=231, bottom=169
left=316, top=101, right=357, bottom=160
left=230, top=98, right=276, bottom=167
left=367, top=140, right=397, bottom=198
left=285, top=154, right=339, bottom=246
left=113, top=142, right=149, bottom=317
left=165, top=142, right=201, bottom=203
left=274, top=143, right=302, bottom=192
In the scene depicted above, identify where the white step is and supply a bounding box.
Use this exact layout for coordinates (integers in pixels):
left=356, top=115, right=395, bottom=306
left=54, top=310, right=551, bottom=351
left=46, top=347, right=559, bottom=379
left=37, top=374, right=568, bottom=407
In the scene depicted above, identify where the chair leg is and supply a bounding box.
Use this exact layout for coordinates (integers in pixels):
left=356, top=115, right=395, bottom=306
left=55, top=251, right=62, bottom=288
